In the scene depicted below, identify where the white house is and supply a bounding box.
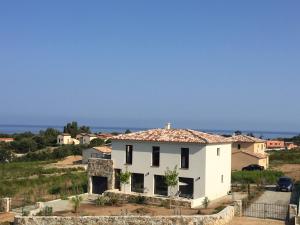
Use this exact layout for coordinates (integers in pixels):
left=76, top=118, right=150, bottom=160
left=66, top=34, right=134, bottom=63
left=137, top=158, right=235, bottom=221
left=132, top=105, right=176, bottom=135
left=57, top=133, right=79, bottom=145
left=76, top=133, right=98, bottom=145
left=108, top=124, right=232, bottom=208
left=82, top=146, right=112, bottom=164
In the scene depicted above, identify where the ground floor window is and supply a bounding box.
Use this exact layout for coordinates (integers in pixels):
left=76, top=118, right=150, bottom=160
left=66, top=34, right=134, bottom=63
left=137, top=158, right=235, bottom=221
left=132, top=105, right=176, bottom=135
left=179, top=177, right=194, bottom=199
left=154, top=175, right=168, bottom=196
left=131, top=173, right=144, bottom=193
left=114, top=169, right=121, bottom=191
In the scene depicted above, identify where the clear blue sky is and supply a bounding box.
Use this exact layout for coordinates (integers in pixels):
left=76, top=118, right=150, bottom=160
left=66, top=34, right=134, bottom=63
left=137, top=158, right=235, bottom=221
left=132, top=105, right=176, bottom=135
left=0, top=1, right=300, bottom=132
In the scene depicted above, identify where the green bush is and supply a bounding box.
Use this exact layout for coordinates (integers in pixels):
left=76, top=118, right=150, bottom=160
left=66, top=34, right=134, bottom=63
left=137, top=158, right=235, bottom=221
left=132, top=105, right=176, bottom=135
left=95, top=196, right=108, bottom=206
left=129, top=195, right=146, bottom=204
left=36, top=206, right=53, bottom=216
left=106, top=195, right=120, bottom=206
left=232, top=170, right=284, bottom=184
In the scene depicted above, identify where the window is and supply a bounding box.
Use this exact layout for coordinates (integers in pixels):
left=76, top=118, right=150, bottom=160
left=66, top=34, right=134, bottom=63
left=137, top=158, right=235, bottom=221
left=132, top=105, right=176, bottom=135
left=181, top=148, right=189, bottom=169
left=126, top=145, right=133, bottom=164
left=237, top=144, right=241, bottom=149
left=217, top=148, right=220, bottom=156
left=114, top=169, right=121, bottom=191
left=152, top=146, right=160, bottom=166
left=179, top=177, right=194, bottom=199
left=221, top=175, right=224, bottom=183
left=131, top=173, right=144, bottom=193
left=154, top=175, right=168, bottom=196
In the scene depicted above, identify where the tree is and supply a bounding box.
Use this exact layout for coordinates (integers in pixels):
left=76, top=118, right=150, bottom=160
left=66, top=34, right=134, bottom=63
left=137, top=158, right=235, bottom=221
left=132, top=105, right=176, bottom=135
left=63, top=121, right=91, bottom=138
left=70, top=195, right=83, bottom=213
left=78, top=126, right=91, bottom=134
left=119, top=168, right=131, bottom=192
left=234, top=130, right=242, bottom=135
left=11, top=138, right=38, bottom=153
left=124, top=129, right=131, bottom=134
left=247, top=132, right=255, bottom=137
left=164, top=165, right=179, bottom=208
left=89, top=138, right=105, bottom=147
left=0, top=143, right=14, bottom=162
left=63, top=121, right=78, bottom=138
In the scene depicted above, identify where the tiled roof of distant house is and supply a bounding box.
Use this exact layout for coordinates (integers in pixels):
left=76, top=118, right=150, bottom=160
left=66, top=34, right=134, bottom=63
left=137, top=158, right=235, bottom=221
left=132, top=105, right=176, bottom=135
left=92, top=146, right=112, bottom=154
left=0, top=138, right=14, bottom=142
left=97, top=133, right=114, bottom=139
left=61, top=133, right=71, bottom=136
left=229, top=135, right=266, bottom=143
left=232, top=150, right=268, bottom=159
left=111, top=128, right=231, bottom=144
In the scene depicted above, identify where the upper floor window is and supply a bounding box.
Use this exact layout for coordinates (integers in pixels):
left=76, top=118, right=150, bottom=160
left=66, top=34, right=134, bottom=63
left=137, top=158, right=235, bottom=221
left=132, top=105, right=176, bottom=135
left=181, top=148, right=189, bottom=169
left=237, top=144, right=241, bottom=150
left=126, top=145, right=133, bottom=164
left=152, top=146, right=160, bottom=166
left=221, top=175, right=224, bottom=183
left=217, top=148, right=220, bottom=156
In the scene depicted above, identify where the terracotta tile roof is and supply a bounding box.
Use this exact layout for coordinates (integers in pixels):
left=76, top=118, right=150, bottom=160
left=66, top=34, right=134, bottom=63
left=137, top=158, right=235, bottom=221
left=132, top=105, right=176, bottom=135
left=232, top=150, right=268, bottom=159
left=92, top=146, right=112, bottom=154
left=0, top=138, right=14, bottom=142
left=229, top=135, right=266, bottom=143
left=61, top=133, right=71, bottom=136
left=111, top=128, right=231, bottom=144
left=96, top=133, right=114, bottom=139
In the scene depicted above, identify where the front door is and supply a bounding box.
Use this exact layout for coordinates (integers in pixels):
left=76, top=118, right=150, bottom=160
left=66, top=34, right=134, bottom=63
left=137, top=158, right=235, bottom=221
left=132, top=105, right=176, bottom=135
left=92, top=176, right=108, bottom=194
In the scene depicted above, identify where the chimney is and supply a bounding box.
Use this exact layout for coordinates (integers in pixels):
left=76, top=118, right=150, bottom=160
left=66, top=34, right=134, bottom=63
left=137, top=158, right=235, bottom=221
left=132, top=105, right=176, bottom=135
left=165, top=122, right=171, bottom=130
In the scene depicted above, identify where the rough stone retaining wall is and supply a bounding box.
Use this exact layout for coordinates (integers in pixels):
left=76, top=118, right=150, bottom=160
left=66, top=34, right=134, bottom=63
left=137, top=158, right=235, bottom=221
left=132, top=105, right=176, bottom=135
left=14, top=206, right=234, bottom=225
left=104, top=190, right=192, bottom=208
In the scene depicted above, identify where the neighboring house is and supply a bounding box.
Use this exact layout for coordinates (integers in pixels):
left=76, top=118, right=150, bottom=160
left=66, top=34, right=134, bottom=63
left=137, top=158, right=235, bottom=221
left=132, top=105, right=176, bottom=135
left=284, top=142, right=298, bottom=150
left=0, top=138, right=14, bottom=143
left=57, top=133, right=79, bottom=145
left=76, top=133, right=98, bottom=145
left=230, top=135, right=269, bottom=170
left=82, top=146, right=112, bottom=164
left=88, top=124, right=232, bottom=208
left=266, top=140, right=285, bottom=150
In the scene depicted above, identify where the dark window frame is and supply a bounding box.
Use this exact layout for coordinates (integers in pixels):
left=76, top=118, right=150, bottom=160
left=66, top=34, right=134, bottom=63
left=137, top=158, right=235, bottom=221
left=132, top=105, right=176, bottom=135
left=152, top=146, right=160, bottom=167
left=181, top=148, right=189, bottom=169
left=131, top=173, right=144, bottom=193
left=125, top=145, right=133, bottom=164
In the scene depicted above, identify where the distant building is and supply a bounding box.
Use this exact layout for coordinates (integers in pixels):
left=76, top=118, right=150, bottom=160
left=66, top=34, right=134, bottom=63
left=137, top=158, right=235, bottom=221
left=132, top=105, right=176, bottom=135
left=0, top=138, right=14, bottom=143
left=57, top=133, right=79, bottom=145
left=230, top=135, right=269, bottom=170
left=266, top=140, right=285, bottom=150
left=82, top=146, right=111, bottom=164
left=284, top=142, right=298, bottom=150
left=76, top=133, right=98, bottom=145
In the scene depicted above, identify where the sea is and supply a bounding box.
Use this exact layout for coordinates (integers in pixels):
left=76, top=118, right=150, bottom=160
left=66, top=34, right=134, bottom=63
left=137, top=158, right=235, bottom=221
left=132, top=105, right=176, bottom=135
left=0, top=124, right=298, bottom=139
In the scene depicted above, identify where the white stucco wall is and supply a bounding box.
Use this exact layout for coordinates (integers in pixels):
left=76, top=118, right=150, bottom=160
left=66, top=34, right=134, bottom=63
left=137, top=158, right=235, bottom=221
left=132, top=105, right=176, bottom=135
left=204, top=144, right=231, bottom=200
left=111, top=140, right=231, bottom=207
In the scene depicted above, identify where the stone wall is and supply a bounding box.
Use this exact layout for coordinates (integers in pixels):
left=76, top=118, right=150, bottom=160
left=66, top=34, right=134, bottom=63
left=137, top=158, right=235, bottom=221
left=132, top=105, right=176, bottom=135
left=14, top=205, right=234, bottom=225
left=104, top=190, right=192, bottom=208
left=88, top=158, right=114, bottom=191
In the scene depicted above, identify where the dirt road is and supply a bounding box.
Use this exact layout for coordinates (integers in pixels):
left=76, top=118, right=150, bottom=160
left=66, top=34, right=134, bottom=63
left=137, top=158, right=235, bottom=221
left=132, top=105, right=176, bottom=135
left=229, top=217, right=284, bottom=225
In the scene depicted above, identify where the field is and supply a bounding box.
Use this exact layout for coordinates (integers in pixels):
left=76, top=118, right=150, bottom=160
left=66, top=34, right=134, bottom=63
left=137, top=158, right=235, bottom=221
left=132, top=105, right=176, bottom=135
left=269, top=149, right=300, bottom=165
left=0, top=160, right=87, bottom=209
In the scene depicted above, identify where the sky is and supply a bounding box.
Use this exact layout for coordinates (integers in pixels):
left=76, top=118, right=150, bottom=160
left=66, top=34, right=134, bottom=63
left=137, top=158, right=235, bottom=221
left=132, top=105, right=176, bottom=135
left=0, top=1, right=300, bottom=132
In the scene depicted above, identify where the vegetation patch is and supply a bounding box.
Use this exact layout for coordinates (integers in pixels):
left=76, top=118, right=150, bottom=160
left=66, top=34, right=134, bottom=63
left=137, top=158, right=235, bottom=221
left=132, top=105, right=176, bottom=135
left=269, top=149, right=300, bottom=165
left=232, top=170, right=284, bottom=185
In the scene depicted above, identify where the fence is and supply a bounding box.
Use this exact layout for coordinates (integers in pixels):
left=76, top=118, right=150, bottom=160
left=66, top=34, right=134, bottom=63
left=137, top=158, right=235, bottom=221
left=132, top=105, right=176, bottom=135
left=243, top=202, right=289, bottom=220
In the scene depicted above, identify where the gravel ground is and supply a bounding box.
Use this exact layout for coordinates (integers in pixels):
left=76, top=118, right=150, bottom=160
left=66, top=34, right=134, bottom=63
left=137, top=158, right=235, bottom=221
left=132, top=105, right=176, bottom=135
left=254, top=187, right=291, bottom=204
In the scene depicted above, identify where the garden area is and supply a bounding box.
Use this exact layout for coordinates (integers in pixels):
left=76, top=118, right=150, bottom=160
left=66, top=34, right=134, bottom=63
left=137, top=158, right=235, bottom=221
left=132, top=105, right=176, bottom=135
left=0, top=161, right=87, bottom=209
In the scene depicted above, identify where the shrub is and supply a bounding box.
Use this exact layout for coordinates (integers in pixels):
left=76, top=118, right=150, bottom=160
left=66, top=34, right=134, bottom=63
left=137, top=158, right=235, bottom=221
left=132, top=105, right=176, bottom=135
left=129, top=195, right=146, bottom=204
left=232, top=170, right=284, bottom=185
left=106, top=195, right=120, bottom=206
left=95, top=196, right=108, bottom=206
left=202, top=197, right=209, bottom=209
left=36, top=206, right=53, bottom=216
